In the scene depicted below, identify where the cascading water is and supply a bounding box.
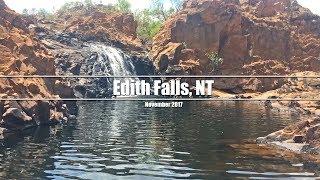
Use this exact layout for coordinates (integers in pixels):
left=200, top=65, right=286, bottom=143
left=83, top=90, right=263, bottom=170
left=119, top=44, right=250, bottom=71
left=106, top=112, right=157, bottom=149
left=41, top=31, right=154, bottom=99
left=92, top=44, right=140, bottom=97
left=89, top=44, right=138, bottom=80
left=75, top=43, right=139, bottom=98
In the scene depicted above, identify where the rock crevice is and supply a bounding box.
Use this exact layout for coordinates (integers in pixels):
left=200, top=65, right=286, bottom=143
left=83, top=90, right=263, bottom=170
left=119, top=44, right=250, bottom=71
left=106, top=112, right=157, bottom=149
left=151, top=0, right=320, bottom=92
left=0, top=0, right=75, bottom=138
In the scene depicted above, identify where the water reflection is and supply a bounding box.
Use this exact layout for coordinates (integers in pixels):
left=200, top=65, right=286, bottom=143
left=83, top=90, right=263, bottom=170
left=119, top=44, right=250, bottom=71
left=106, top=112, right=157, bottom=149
left=0, top=126, right=65, bottom=179
left=0, top=101, right=318, bottom=179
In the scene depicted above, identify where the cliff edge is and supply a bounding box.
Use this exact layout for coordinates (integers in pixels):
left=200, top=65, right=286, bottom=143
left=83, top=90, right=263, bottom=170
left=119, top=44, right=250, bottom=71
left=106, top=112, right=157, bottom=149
left=151, top=0, right=320, bottom=92
left=0, top=0, right=72, bottom=137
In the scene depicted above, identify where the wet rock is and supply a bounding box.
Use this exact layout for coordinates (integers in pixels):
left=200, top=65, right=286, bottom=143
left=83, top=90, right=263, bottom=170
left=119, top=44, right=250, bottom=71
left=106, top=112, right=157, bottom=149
left=1, top=108, right=34, bottom=130
left=293, top=135, right=305, bottom=143
left=27, top=2, right=155, bottom=100
left=74, top=85, right=87, bottom=97
left=4, top=100, right=22, bottom=110
left=271, top=141, right=308, bottom=153
left=54, top=80, right=75, bottom=98
left=68, top=114, right=77, bottom=120
left=0, top=96, right=4, bottom=116
left=49, top=110, right=64, bottom=123
left=258, top=116, right=320, bottom=154
left=28, top=83, right=40, bottom=94
left=34, top=101, right=51, bottom=125
left=131, top=56, right=156, bottom=76
left=44, top=37, right=153, bottom=98
left=158, top=54, right=169, bottom=73
left=70, top=64, right=81, bottom=75
left=256, top=136, right=267, bottom=144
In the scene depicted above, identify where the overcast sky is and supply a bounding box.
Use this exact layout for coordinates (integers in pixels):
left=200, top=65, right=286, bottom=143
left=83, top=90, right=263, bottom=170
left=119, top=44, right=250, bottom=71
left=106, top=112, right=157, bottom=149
left=3, top=0, right=320, bottom=15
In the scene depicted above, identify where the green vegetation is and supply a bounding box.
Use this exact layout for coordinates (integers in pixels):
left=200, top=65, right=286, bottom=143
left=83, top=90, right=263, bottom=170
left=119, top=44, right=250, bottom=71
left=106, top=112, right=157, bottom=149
left=115, top=0, right=131, bottom=13
left=135, top=0, right=182, bottom=40
left=182, top=42, right=188, bottom=48
left=135, top=9, right=163, bottom=40
left=22, top=8, right=28, bottom=15
left=57, top=1, right=83, bottom=14
left=22, top=8, right=54, bottom=19
left=148, top=0, right=175, bottom=21
left=22, top=0, right=183, bottom=41
left=37, top=8, right=53, bottom=19
left=84, top=0, right=93, bottom=6
left=55, top=0, right=183, bottom=40
left=206, top=52, right=223, bottom=71
left=116, top=0, right=184, bottom=40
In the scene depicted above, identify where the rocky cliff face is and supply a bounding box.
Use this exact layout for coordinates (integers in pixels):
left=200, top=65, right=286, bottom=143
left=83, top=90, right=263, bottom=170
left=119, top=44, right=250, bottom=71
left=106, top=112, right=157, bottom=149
left=0, top=1, right=155, bottom=137
left=34, top=5, right=154, bottom=98
left=151, top=0, right=320, bottom=92
left=46, top=5, right=144, bottom=52
left=0, top=0, right=73, bottom=138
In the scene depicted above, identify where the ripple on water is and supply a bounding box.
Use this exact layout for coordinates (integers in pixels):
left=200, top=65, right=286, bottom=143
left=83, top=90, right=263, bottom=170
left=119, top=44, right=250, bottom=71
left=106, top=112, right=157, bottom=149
left=0, top=101, right=319, bottom=179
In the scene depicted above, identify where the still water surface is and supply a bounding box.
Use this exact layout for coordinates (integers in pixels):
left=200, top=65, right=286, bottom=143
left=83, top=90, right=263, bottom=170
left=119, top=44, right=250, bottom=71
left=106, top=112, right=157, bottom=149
left=0, top=101, right=318, bottom=179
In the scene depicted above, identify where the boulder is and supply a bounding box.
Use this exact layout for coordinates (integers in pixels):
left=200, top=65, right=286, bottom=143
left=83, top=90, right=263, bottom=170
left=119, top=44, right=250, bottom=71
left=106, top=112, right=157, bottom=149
left=1, top=107, right=34, bottom=130
left=28, top=83, right=41, bottom=94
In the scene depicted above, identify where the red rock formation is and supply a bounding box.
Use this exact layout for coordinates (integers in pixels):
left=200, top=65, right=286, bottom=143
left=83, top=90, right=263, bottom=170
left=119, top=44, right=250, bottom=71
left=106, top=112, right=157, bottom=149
left=151, top=0, right=320, bottom=91
left=53, top=5, right=143, bottom=51
left=0, top=0, right=71, bottom=137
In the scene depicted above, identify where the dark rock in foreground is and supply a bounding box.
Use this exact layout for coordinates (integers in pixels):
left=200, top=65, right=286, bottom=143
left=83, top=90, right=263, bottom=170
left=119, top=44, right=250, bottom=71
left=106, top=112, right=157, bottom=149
left=0, top=0, right=76, bottom=138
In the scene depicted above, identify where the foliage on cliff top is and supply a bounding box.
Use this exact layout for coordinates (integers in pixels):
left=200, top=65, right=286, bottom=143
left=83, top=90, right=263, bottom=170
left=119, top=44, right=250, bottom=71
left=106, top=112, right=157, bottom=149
left=60, top=0, right=183, bottom=41
left=134, top=0, right=183, bottom=41
left=22, top=0, right=183, bottom=42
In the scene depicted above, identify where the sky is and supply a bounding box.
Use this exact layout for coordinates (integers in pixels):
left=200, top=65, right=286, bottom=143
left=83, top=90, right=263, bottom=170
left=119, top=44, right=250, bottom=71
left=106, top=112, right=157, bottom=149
left=4, top=0, right=151, bottom=12
left=3, top=0, right=320, bottom=15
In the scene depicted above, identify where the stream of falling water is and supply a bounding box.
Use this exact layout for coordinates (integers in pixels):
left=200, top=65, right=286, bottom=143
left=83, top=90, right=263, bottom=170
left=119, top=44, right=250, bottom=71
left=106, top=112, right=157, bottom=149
left=89, top=44, right=139, bottom=79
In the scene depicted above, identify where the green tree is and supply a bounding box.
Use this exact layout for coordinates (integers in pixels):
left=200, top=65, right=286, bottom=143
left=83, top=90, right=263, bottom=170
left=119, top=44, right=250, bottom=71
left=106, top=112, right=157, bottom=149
left=150, top=0, right=174, bottom=21
left=135, top=9, right=163, bottom=40
left=115, top=0, right=131, bottom=12
left=57, top=1, right=83, bottom=14
left=22, top=8, right=29, bottom=15
left=206, top=52, right=223, bottom=71
left=37, top=8, right=48, bottom=18
left=30, top=8, right=37, bottom=14
left=134, top=0, right=184, bottom=40
left=84, top=0, right=94, bottom=10
left=84, top=0, right=93, bottom=6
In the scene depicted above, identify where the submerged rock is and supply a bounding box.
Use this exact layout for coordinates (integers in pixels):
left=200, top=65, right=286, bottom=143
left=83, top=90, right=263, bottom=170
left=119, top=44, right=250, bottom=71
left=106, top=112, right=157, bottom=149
left=2, top=108, right=34, bottom=130
left=258, top=116, right=320, bottom=154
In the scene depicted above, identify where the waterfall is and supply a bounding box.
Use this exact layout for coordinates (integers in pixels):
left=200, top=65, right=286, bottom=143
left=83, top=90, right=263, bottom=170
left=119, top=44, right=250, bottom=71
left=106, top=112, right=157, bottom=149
left=89, top=44, right=138, bottom=78
left=82, top=43, right=139, bottom=97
